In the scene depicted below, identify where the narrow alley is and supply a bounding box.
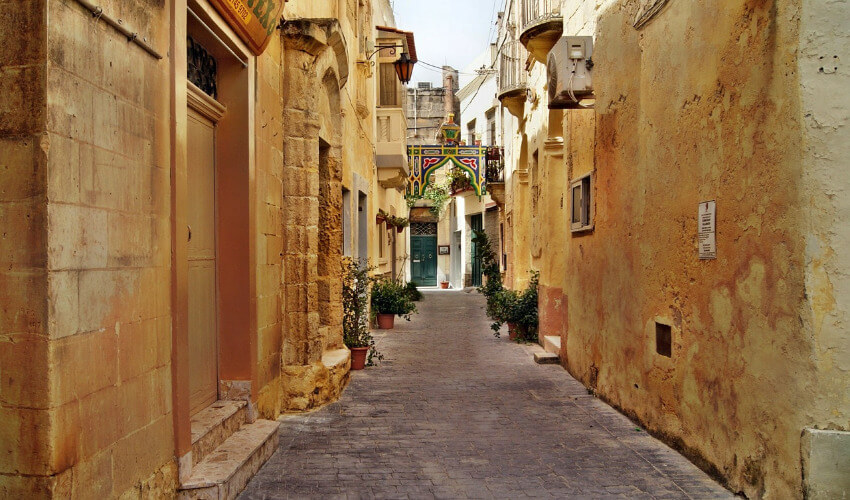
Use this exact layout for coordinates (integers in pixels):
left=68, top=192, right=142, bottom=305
left=240, top=291, right=732, bottom=499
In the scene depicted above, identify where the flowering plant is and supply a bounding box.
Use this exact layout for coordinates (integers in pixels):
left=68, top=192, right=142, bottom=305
left=342, top=258, right=382, bottom=363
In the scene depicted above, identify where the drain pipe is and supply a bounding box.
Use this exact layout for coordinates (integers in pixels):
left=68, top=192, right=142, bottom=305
left=72, top=0, right=163, bottom=60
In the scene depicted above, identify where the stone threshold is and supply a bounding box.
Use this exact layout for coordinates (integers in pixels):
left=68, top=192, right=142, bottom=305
left=180, top=400, right=279, bottom=500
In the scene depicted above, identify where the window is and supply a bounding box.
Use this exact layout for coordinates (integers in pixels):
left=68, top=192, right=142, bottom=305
left=570, top=173, right=593, bottom=232
left=466, top=119, right=476, bottom=145
left=379, top=63, right=398, bottom=106
left=655, top=322, right=672, bottom=358
left=486, top=108, right=496, bottom=146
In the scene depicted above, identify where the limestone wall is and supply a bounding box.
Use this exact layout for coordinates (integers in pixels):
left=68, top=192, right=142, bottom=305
left=0, top=0, right=177, bottom=496
left=798, top=2, right=850, bottom=496
left=0, top=0, right=52, bottom=495
left=254, top=31, right=285, bottom=419
left=545, top=0, right=843, bottom=496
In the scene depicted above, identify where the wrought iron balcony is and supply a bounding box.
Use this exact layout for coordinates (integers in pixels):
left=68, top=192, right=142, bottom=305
left=498, top=41, right=528, bottom=116
left=519, top=0, right=563, bottom=63
left=485, top=147, right=506, bottom=206
left=486, top=147, right=505, bottom=184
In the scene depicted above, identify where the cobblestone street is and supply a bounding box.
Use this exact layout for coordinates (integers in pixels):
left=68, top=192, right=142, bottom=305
left=240, top=290, right=733, bottom=499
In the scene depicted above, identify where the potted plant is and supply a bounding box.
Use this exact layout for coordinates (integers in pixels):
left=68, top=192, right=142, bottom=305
left=342, top=257, right=381, bottom=370
left=493, top=288, right=521, bottom=340
left=472, top=230, right=539, bottom=342
left=376, top=209, right=388, bottom=225
left=371, top=279, right=417, bottom=329
left=501, top=272, right=539, bottom=343
left=387, top=214, right=409, bottom=233
left=440, top=279, right=450, bottom=289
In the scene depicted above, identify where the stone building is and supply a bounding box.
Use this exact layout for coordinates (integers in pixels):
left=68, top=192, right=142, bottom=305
left=0, top=0, right=414, bottom=497
left=497, top=0, right=850, bottom=498
left=403, top=67, right=461, bottom=286
left=406, top=67, right=460, bottom=145
left=446, top=46, right=503, bottom=290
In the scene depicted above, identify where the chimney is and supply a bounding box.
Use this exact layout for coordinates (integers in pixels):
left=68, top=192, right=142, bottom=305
left=442, top=66, right=459, bottom=120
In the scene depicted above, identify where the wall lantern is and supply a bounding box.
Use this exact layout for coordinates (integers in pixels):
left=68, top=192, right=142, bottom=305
left=394, top=52, right=414, bottom=84
left=368, top=45, right=416, bottom=84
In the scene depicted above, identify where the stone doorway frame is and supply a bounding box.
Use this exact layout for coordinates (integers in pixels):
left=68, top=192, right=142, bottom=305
left=170, top=0, right=258, bottom=480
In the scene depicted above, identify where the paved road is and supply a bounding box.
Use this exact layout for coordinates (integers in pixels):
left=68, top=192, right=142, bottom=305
left=241, top=290, right=732, bottom=499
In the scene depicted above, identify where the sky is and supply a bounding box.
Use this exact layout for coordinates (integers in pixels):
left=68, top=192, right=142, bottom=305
left=392, top=0, right=502, bottom=86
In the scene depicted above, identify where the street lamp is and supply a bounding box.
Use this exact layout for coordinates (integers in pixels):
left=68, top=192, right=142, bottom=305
left=368, top=45, right=416, bottom=84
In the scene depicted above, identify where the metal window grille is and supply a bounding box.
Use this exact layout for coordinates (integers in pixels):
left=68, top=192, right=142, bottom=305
left=411, top=222, right=438, bottom=236
left=188, top=36, right=217, bottom=99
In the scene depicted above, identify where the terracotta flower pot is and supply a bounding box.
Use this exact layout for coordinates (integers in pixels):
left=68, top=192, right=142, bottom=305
left=396, top=226, right=405, bottom=233
left=376, top=313, right=395, bottom=330
left=440, top=282, right=449, bottom=289
left=350, top=347, right=369, bottom=370
left=507, top=322, right=519, bottom=341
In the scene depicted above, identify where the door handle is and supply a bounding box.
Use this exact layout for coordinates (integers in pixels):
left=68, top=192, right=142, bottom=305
left=187, top=225, right=192, bottom=242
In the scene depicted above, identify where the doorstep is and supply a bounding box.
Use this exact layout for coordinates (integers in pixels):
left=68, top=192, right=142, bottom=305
left=179, top=400, right=279, bottom=500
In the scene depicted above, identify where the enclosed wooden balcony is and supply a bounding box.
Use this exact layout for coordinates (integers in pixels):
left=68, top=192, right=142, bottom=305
left=376, top=107, right=409, bottom=189
left=519, top=0, right=563, bottom=63
left=498, top=41, right=529, bottom=117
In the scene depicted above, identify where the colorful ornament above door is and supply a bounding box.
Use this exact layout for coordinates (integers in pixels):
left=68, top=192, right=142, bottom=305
left=407, top=145, right=488, bottom=198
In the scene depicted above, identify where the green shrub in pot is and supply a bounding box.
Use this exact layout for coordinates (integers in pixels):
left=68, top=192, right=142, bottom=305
left=371, top=279, right=417, bottom=320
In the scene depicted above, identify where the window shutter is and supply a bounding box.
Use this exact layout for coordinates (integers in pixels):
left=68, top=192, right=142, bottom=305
left=380, top=64, right=397, bottom=106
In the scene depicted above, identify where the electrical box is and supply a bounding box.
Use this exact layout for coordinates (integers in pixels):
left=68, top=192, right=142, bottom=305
left=548, top=36, right=594, bottom=109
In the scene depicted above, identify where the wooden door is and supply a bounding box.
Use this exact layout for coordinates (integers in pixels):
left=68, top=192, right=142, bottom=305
left=187, top=107, right=218, bottom=415
left=411, top=235, right=437, bottom=286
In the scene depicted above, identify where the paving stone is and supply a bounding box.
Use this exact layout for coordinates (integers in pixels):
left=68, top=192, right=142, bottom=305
left=239, top=291, right=732, bottom=499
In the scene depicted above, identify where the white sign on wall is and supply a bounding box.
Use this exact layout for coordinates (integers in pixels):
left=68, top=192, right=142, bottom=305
left=698, top=200, right=716, bottom=260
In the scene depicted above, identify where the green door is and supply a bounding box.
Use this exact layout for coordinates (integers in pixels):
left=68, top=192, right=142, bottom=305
left=411, top=222, right=438, bottom=286
left=411, top=236, right=437, bottom=286
left=471, top=214, right=483, bottom=287
left=411, top=235, right=438, bottom=286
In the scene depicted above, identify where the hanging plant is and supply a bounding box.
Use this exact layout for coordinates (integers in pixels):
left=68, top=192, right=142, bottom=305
left=387, top=215, right=409, bottom=231
left=448, top=166, right=472, bottom=194
left=423, top=181, right=451, bottom=220
left=376, top=209, right=388, bottom=225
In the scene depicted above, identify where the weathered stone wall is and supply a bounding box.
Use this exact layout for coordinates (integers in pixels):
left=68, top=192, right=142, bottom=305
left=0, top=0, right=176, bottom=497
left=541, top=0, right=840, bottom=496
left=798, top=1, right=850, bottom=497
left=254, top=31, right=285, bottom=419
left=0, top=0, right=52, bottom=495
left=406, top=87, right=447, bottom=144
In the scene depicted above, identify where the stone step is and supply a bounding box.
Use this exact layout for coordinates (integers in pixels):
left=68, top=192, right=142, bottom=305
left=179, top=419, right=280, bottom=500
left=191, top=400, right=248, bottom=467
left=534, top=351, right=560, bottom=364
left=543, top=335, right=561, bottom=355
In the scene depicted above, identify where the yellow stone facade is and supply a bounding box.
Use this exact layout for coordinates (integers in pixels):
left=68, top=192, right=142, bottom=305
left=0, top=0, right=413, bottom=497
left=499, top=0, right=850, bottom=498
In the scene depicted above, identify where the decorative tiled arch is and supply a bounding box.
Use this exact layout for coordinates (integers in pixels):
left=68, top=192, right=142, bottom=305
left=407, top=145, right=489, bottom=198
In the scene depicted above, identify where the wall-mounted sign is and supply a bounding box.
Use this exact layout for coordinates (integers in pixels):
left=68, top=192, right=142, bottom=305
left=698, top=200, right=716, bottom=260
left=438, top=245, right=450, bottom=255
left=208, top=0, right=286, bottom=55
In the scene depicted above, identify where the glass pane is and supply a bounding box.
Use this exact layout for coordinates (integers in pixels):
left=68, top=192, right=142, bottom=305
left=571, top=184, right=582, bottom=224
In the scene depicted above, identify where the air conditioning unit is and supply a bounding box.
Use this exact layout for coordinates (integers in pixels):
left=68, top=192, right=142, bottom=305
left=548, top=36, right=594, bottom=109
